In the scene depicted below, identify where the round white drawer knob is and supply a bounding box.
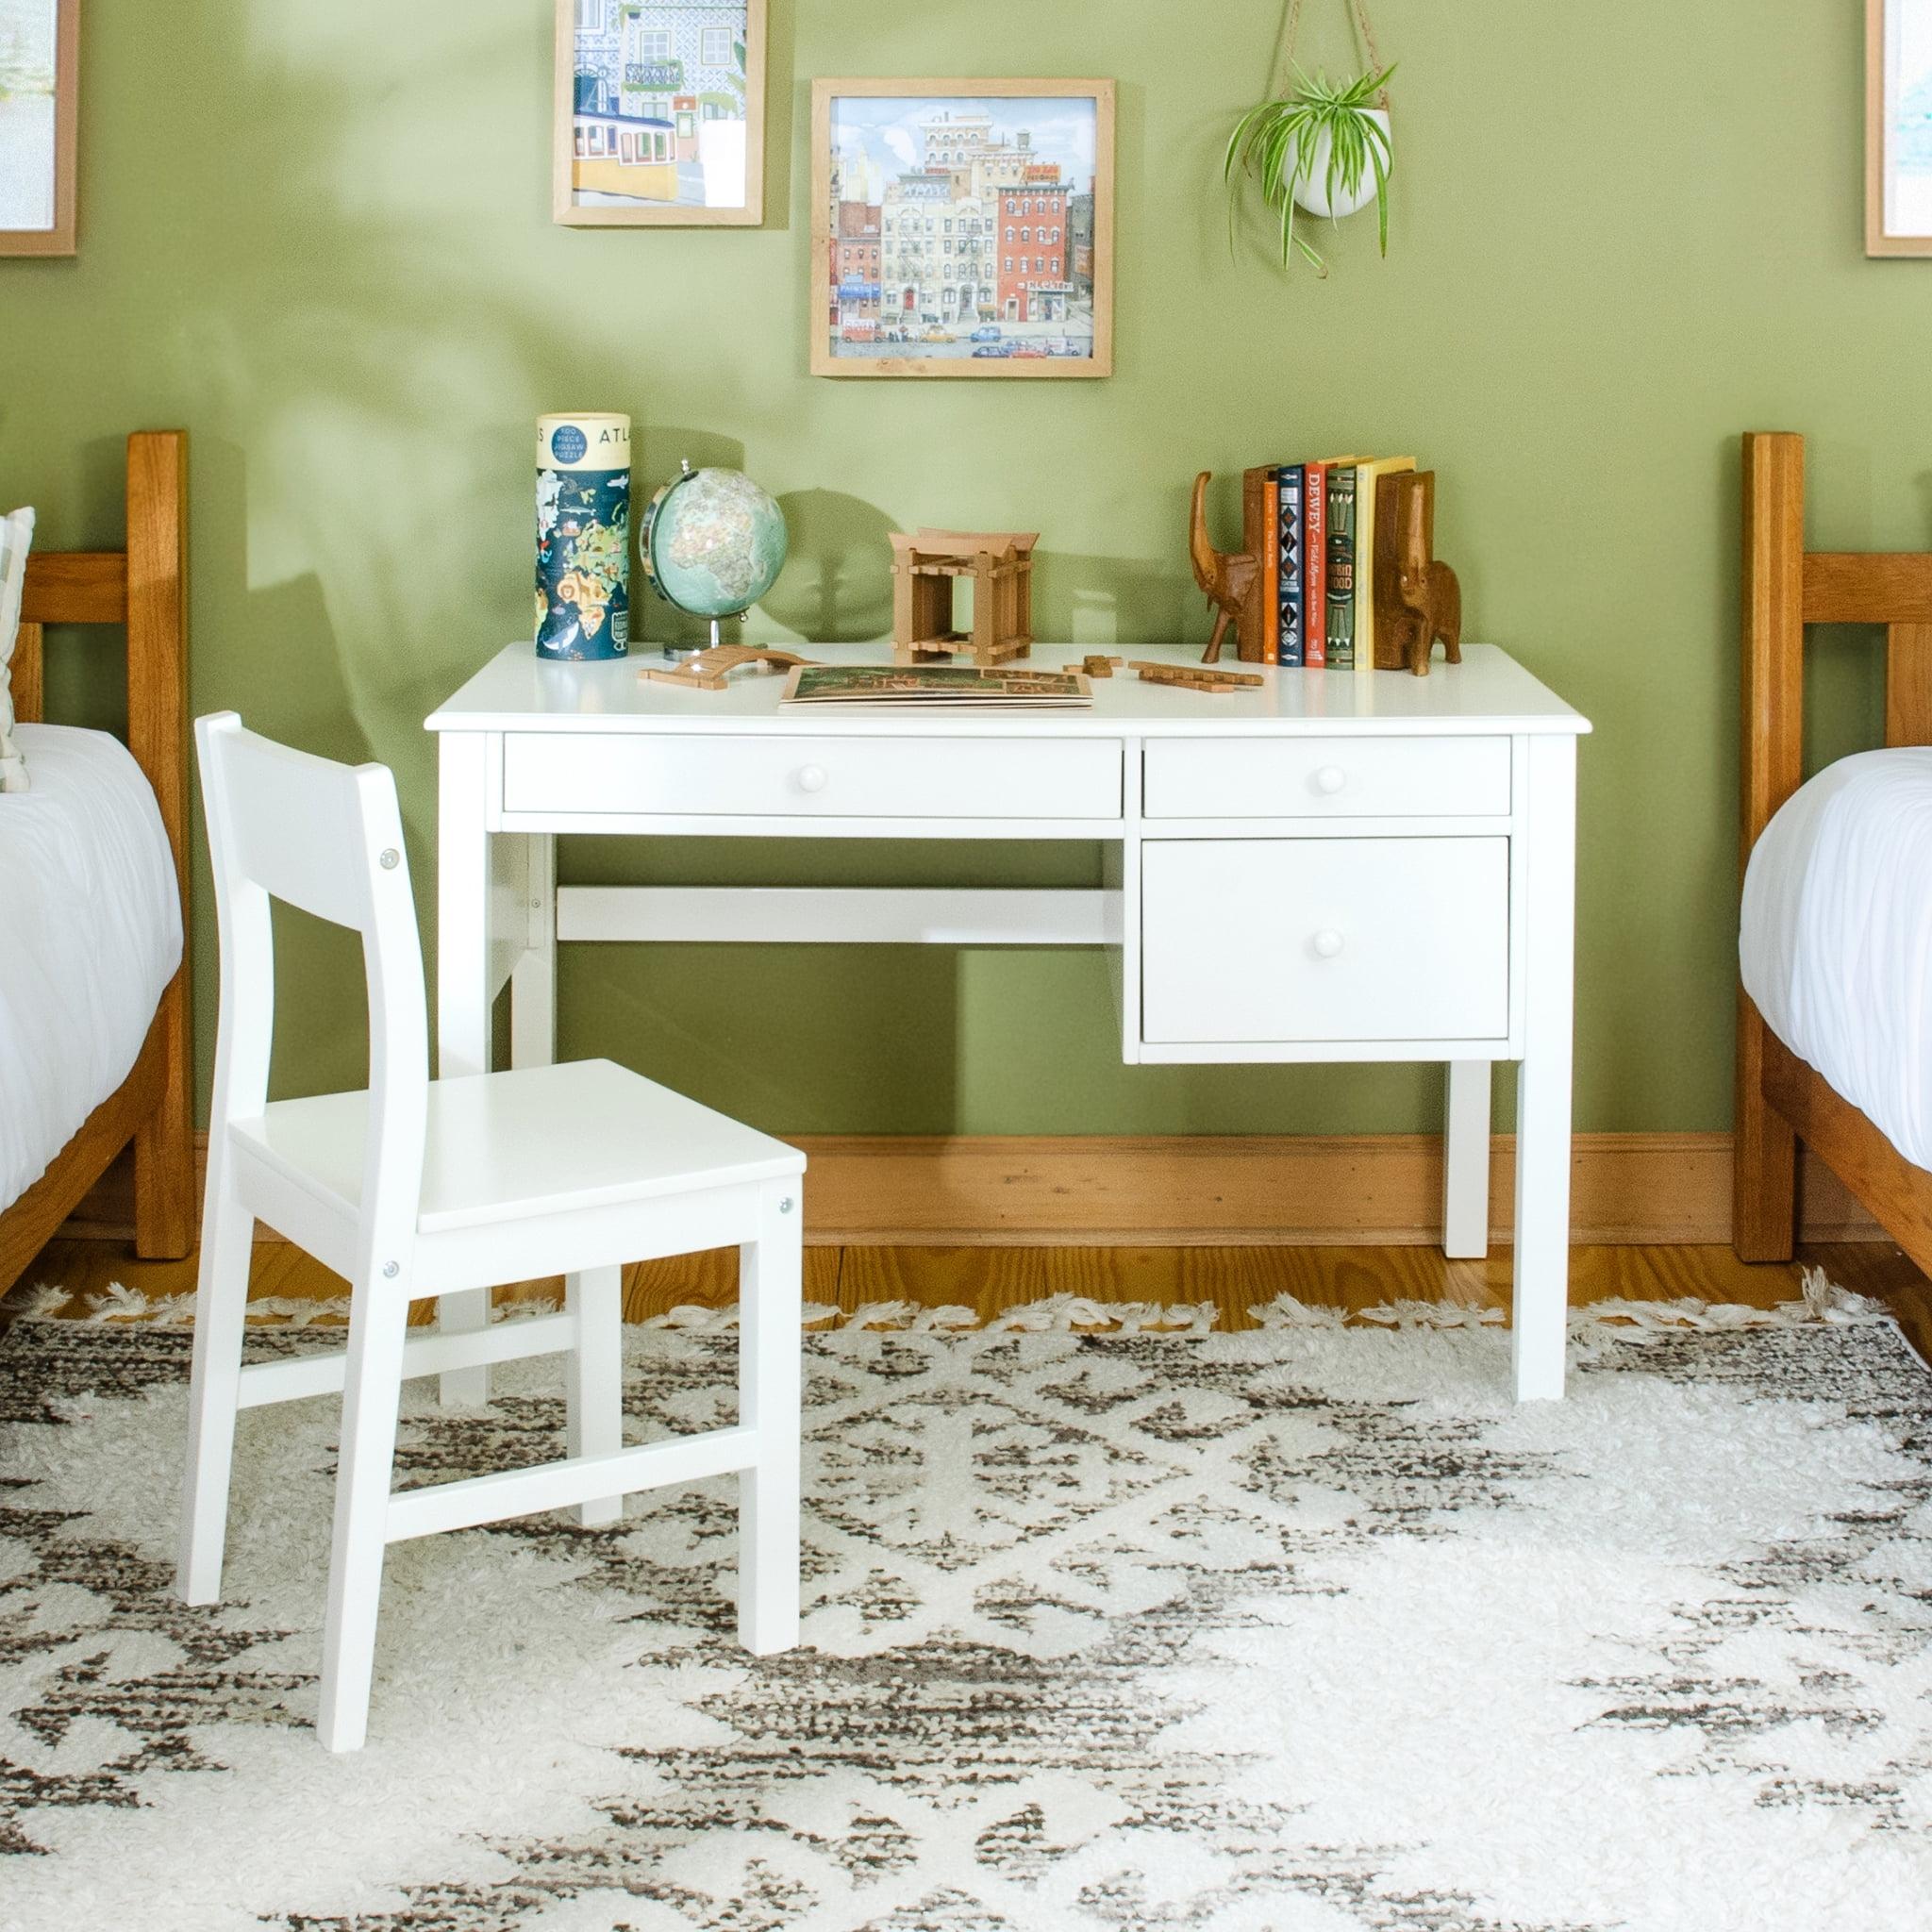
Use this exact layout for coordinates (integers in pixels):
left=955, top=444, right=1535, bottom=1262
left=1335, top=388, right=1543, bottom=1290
left=796, top=764, right=828, bottom=794
left=1312, top=928, right=1345, bottom=959
left=1314, top=766, right=1347, bottom=795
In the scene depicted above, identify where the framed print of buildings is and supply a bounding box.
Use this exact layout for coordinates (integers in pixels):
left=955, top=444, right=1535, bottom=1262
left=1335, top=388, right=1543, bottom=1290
left=810, top=78, right=1116, bottom=378
left=0, top=0, right=77, bottom=258
left=557, top=0, right=767, bottom=227
left=1870, top=0, right=1932, bottom=255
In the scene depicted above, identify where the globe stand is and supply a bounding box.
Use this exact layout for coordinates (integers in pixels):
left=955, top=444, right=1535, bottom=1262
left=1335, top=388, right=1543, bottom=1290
left=660, top=613, right=745, bottom=665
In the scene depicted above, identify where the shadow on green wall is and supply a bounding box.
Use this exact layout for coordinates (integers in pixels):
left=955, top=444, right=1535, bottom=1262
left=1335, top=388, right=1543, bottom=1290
left=766, top=489, right=895, bottom=642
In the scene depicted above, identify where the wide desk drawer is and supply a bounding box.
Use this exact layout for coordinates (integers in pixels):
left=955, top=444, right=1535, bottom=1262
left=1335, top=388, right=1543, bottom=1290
left=1143, top=736, right=1510, bottom=819
left=1142, top=837, right=1510, bottom=1044
left=502, top=733, right=1124, bottom=821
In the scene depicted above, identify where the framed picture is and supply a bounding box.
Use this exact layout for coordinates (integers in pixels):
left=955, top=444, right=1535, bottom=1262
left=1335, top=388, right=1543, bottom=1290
left=809, top=78, right=1115, bottom=379
left=1869, top=0, right=1932, bottom=255
left=0, top=0, right=77, bottom=258
left=555, top=0, right=766, bottom=227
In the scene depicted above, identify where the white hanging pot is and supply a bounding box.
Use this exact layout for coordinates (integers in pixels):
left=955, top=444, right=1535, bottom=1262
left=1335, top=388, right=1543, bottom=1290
left=1284, top=108, right=1391, bottom=221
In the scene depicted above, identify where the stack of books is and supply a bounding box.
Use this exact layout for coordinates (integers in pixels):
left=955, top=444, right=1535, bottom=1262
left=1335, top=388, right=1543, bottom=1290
left=1245, top=457, right=1415, bottom=671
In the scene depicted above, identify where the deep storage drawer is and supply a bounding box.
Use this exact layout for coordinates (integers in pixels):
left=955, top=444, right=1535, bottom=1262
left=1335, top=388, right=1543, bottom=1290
left=1141, top=837, right=1510, bottom=1043
left=1143, top=737, right=1510, bottom=819
left=502, top=734, right=1124, bottom=821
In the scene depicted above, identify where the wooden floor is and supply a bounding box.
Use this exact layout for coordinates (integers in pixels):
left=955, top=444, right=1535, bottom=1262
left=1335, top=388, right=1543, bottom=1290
left=13, top=1232, right=1932, bottom=1358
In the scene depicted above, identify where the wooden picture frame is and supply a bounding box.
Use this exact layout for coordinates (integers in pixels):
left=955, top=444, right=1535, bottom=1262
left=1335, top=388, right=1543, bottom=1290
left=1868, top=0, right=1932, bottom=256
left=0, top=0, right=78, bottom=258
left=809, top=78, right=1115, bottom=379
left=555, top=0, right=766, bottom=228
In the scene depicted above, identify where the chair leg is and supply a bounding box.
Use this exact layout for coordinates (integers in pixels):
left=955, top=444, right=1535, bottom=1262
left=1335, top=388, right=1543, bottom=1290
left=566, top=1266, right=625, bottom=1527
left=175, top=1169, right=254, bottom=1606
left=737, top=1185, right=802, bottom=1656
left=437, top=1289, right=491, bottom=1407
left=317, top=1281, right=411, bottom=1754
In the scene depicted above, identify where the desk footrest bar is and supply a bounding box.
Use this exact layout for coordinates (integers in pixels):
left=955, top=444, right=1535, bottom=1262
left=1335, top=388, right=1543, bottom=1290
left=384, top=1424, right=761, bottom=1542
left=235, top=1312, right=578, bottom=1410
left=557, top=885, right=1122, bottom=947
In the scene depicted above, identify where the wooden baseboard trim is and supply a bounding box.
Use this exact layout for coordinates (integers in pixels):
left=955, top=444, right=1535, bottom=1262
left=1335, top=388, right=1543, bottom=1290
left=55, top=1129, right=1885, bottom=1251
left=791, top=1131, right=1882, bottom=1246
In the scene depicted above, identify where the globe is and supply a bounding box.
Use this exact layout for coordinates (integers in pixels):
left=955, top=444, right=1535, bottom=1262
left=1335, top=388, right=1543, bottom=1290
left=641, top=463, right=789, bottom=623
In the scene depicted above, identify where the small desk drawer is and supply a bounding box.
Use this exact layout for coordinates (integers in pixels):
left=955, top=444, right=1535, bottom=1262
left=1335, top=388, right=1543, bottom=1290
left=1141, top=837, right=1510, bottom=1044
left=502, top=733, right=1124, bottom=821
left=1143, top=737, right=1511, bottom=819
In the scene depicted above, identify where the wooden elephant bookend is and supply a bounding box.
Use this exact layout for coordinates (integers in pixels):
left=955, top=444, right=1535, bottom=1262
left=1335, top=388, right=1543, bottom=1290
left=1188, top=472, right=1265, bottom=664
left=1374, top=470, right=1463, bottom=676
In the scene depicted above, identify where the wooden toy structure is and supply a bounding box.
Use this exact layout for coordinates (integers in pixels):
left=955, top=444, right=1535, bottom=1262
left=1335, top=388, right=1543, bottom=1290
left=1129, top=659, right=1265, bottom=694
left=891, top=528, right=1038, bottom=667
left=1372, top=470, right=1464, bottom=676
left=641, top=645, right=818, bottom=692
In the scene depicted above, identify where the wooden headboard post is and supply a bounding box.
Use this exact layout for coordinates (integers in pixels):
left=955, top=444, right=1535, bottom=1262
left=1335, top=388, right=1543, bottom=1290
left=1735, top=432, right=1804, bottom=1261
left=125, top=432, right=193, bottom=1257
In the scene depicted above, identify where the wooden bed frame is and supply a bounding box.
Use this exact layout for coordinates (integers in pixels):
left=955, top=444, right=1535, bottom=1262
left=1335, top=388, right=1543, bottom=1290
left=0, top=431, right=193, bottom=1294
left=1735, top=430, right=1932, bottom=1275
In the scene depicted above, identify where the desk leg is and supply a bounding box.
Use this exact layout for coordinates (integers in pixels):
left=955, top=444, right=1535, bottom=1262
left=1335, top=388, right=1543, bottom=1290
left=1513, top=736, right=1578, bottom=1402
left=1443, top=1061, right=1491, bottom=1259
left=510, top=833, right=557, bottom=1070
left=437, top=732, right=492, bottom=1407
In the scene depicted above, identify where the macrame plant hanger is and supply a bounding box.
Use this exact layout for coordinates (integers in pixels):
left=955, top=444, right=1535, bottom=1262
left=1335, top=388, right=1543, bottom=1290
left=1268, top=0, right=1392, bottom=108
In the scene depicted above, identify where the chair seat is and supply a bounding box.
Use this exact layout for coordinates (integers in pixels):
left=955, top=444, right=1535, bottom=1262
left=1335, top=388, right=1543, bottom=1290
left=231, top=1059, right=804, bottom=1235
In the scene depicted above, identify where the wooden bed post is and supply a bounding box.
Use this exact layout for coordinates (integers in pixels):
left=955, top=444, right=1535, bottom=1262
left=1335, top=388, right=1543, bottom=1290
left=1734, top=432, right=1805, bottom=1262
left=126, top=431, right=194, bottom=1259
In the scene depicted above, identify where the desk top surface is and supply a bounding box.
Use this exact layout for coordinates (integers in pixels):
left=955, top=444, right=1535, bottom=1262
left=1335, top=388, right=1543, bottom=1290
left=428, top=641, right=1591, bottom=739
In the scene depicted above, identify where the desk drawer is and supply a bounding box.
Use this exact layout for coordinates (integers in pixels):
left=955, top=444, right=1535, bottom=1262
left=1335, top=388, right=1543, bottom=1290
left=1141, top=837, right=1509, bottom=1044
left=502, top=734, right=1124, bottom=821
left=1143, top=737, right=1510, bottom=819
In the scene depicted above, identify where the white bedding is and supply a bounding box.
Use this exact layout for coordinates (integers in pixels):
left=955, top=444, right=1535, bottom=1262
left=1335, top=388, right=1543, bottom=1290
left=0, top=724, right=183, bottom=1208
left=1740, top=747, right=1932, bottom=1171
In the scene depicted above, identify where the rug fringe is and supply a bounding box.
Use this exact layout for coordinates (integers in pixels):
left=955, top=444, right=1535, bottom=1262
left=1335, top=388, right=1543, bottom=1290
left=7, top=1263, right=1890, bottom=1339
left=1250, top=1265, right=1889, bottom=1339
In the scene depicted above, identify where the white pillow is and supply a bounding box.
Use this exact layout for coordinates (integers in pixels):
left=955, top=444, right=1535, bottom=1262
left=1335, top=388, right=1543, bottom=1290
left=0, top=506, right=32, bottom=793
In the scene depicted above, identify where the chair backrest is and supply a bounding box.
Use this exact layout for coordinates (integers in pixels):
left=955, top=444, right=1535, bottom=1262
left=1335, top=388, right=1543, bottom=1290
left=195, top=713, right=428, bottom=1269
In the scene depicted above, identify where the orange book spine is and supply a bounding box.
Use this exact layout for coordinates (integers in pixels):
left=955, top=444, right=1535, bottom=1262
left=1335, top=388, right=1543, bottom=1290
left=1241, top=466, right=1273, bottom=663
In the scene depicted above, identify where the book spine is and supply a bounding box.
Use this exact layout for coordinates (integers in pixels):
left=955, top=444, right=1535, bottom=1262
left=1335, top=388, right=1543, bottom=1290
left=1355, top=465, right=1374, bottom=675
left=1304, top=462, right=1327, bottom=667
left=1277, top=465, right=1304, bottom=667
left=1241, top=466, right=1270, bottom=664
left=1263, top=466, right=1280, bottom=665
left=1325, top=466, right=1357, bottom=670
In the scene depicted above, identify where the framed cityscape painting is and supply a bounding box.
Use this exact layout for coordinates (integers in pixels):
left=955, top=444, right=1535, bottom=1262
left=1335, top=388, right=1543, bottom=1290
left=555, top=0, right=766, bottom=227
left=1870, top=0, right=1932, bottom=255
left=809, top=78, right=1115, bottom=379
left=0, top=0, right=76, bottom=257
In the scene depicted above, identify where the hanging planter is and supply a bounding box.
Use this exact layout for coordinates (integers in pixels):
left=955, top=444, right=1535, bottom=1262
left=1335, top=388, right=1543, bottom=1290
left=1224, top=0, right=1394, bottom=275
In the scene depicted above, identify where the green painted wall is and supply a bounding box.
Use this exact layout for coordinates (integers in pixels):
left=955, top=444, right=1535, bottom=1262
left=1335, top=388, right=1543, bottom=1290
left=2, top=1, right=1910, bottom=1136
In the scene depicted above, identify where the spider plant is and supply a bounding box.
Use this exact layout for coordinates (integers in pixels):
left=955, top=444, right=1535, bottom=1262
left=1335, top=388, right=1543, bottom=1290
left=1224, top=64, right=1395, bottom=274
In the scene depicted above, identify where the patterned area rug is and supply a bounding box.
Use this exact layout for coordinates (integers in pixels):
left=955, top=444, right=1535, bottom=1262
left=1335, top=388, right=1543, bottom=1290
left=4, top=1298, right=1932, bottom=1931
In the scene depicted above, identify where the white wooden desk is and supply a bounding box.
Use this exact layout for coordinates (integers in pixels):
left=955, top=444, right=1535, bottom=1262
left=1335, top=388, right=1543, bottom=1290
left=428, top=641, right=1590, bottom=1400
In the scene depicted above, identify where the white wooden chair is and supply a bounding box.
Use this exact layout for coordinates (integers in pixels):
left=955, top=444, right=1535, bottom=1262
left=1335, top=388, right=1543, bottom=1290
left=176, top=713, right=805, bottom=1752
